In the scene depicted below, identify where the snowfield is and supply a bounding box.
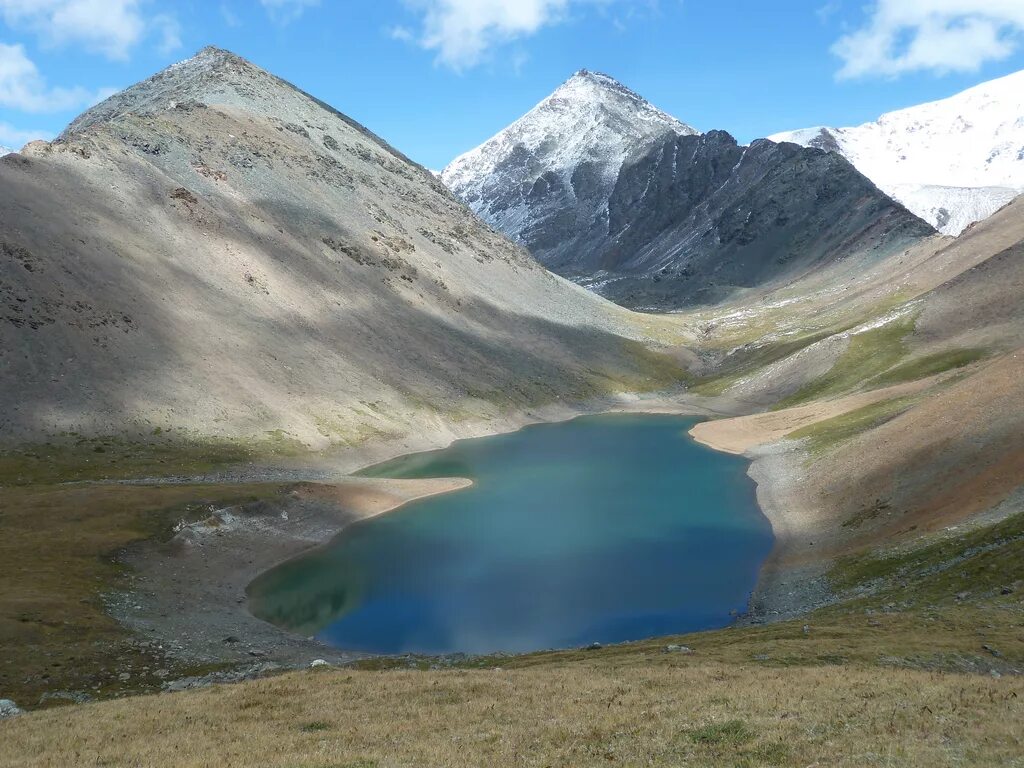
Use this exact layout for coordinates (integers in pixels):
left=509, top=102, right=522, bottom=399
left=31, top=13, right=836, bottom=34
left=772, top=69, right=1024, bottom=235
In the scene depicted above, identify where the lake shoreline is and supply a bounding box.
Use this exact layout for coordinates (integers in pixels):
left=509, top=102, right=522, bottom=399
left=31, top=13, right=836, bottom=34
left=109, top=389, right=828, bottom=687
left=250, top=412, right=772, bottom=655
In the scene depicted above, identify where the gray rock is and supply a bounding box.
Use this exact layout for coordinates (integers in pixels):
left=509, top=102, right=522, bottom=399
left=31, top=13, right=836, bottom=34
left=0, top=699, right=23, bottom=718
left=665, top=644, right=693, bottom=654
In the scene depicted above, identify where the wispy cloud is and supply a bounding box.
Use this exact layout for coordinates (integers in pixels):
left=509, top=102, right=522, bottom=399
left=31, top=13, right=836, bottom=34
left=152, top=13, right=182, bottom=56
left=0, top=120, right=52, bottom=149
left=0, top=42, right=107, bottom=112
left=388, top=25, right=416, bottom=42
left=0, top=0, right=183, bottom=61
left=833, top=0, right=1024, bottom=79
left=397, top=0, right=633, bottom=72
left=260, top=0, right=320, bottom=24
left=221, top=3, right=242, bottom=28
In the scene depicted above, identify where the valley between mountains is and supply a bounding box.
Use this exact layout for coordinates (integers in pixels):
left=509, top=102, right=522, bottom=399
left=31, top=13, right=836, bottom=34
left=1, top=47, right=1023, bottom=767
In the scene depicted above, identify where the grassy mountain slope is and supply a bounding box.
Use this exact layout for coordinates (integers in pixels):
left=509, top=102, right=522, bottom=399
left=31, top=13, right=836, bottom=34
left=686, top=197, right=1024, bottom=628
left=0, top=48, right=685, bottom=469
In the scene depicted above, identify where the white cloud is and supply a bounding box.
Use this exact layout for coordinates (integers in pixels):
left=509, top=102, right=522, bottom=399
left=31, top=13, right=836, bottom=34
left=152, top=13, right=181, bottom=55
left=221, top=4, right=242, bottom=28
left=389, top=25, right=415, bottom=42
left=0, top=0, right=182, bottom=60
left=0, top=0, right=147, bottom=60
left=0, top=120, right=51, bottom=149
left=401, top=0, right=624, bottom=71
left=833, top=0, right=1024, bottom=79
left=260, top=0, right=320, bottom=24
left=0, top=42, right=101, bottom=112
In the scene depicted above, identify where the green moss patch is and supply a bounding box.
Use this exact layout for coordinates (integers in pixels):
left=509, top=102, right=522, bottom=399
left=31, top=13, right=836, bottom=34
left=829, top=509, right=1024, bottom=604
left=0, top=431, right=307, bottom=486
left=869, top=348, right=989, bottom=388
left=786, top=394, right=921, bottom=456
left=775, top=313, right=917, bottom=409
left=687, top=328, right=838, bottom=397
left=684, top=719, right=754, bottom=746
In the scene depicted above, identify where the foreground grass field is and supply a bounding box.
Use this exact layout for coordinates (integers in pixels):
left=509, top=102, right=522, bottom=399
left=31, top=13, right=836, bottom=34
left=0, top=482, right=289, bottom=705
left=2, top=657, right=1021, bottom=767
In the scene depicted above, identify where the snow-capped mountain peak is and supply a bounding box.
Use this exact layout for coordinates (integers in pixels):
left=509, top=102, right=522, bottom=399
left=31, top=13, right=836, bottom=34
left=549, top=69, right=697, bottom=133
left=771, top=69, right=1024, bottom=234
left=0, top=145, right=13, bottom=157
left=444, top=71, right=697, bottom=192
left=442, top=71, right=697, bottom=268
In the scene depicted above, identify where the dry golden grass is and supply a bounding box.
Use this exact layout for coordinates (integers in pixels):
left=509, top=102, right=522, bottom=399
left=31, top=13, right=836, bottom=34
left=1, top=660, right=1021, bottom=767
left=0, top=482, right=287, bottom=705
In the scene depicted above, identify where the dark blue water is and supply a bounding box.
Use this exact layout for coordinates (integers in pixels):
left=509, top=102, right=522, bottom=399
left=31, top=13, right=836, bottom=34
left=248, top=414, right=772, bottom=655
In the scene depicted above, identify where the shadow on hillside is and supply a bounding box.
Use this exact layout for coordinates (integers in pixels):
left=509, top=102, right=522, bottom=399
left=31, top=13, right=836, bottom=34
left=0, top=148, right=678, bottom=450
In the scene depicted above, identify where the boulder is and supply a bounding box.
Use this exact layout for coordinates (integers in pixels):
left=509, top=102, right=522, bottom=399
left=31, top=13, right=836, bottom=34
left=665, top=645, right=694, bottom=654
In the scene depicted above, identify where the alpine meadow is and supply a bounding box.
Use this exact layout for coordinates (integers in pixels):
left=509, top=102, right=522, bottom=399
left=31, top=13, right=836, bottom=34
left=1, top=3, right=1023, bottom=766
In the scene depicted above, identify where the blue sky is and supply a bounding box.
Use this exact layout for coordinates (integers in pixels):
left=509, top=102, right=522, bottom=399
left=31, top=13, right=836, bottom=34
left=2, top=1, right=1024, bottom=168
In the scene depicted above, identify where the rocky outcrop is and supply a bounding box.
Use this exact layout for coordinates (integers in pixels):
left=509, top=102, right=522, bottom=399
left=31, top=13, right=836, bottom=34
left=0, top=698, right=23, bottom=718
left=580, top=132, right=934, bottom=309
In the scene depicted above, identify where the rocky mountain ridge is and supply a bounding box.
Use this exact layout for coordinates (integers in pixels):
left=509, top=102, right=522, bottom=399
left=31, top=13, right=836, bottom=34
left=444, top=72, right=934, bottom=310
left=578, top=130, right=934, bottom=308
left=442, top=70, right=697, bottom=272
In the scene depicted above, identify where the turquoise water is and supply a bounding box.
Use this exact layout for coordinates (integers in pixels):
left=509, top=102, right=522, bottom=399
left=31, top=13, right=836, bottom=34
left=248, top=414, right=773, bottom=655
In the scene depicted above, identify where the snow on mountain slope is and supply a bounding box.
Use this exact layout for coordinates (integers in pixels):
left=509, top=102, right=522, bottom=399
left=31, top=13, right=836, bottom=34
left=885, top=184, right=1020, bottom=236
left=771, top=69, right=1024, bottom=235
left=442, top=70, right=697, bottom=269
left=0, top=145, right=12, bottom=156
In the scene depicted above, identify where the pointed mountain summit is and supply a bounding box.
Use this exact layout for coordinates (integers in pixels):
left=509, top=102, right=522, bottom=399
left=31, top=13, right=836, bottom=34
left=772, top=69, right=1024, bottom=235
left=442, top=70, right=697, bottom=270
left=61, top=46, right=420, bottom=170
